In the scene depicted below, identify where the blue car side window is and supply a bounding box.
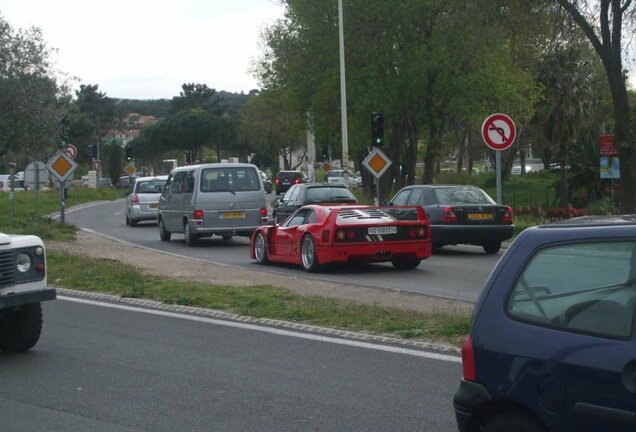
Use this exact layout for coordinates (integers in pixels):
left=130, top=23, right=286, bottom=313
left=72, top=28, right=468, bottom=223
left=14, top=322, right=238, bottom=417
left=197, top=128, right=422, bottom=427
left=507, top=241, right=636, bottom=339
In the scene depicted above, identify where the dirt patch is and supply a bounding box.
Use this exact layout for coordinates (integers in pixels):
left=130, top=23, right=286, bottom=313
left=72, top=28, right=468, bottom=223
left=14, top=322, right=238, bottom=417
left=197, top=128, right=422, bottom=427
left=47, top=230, right=474, bottom=315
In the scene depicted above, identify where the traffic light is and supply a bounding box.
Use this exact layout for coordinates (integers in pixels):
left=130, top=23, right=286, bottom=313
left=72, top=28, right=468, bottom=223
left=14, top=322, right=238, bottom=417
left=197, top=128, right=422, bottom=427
left=371, top=112, right=384, bottom=147
left=125, top=145, right=132, bottom=161
left=185, top=149, right=193, bottom=164
left=89, top=144, right=97, bottom=159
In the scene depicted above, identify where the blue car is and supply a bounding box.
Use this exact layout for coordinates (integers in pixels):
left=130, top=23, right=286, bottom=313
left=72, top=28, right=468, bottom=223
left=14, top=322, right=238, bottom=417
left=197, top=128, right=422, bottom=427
left=454, top=215, right=636, bottom=432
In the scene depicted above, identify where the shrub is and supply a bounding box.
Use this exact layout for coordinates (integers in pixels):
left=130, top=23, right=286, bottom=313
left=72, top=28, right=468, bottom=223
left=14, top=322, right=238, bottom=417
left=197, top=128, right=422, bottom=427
left=586, top=198, right=617, bottom=216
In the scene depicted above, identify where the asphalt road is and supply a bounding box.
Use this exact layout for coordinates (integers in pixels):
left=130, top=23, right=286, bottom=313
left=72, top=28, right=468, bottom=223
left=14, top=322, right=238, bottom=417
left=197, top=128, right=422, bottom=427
left=64, top=198, right=502, bottom=302
left=0, top=296, right=462, bottom=431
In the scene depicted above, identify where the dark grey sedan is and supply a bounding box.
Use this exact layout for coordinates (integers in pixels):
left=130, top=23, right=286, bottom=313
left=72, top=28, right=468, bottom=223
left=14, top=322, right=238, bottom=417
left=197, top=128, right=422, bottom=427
left=272, top=183, right=357, bottom=223
left=389, top=185, right=513, bottom=254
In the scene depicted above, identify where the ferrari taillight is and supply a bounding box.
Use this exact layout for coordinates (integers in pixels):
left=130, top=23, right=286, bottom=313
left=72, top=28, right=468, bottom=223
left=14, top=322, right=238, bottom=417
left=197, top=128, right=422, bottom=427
left=335, top=229, right=357, bottom=242
left=441, top=207, right=459, bottom=223
left=408, top=226, right=427, bottom=238
left=502, top=206, right=513, bottom=223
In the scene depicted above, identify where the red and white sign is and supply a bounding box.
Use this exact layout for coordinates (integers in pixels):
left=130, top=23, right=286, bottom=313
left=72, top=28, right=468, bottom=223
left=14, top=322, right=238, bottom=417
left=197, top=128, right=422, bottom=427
left=64, top=144, right=78, bottom=159
left=599, top=134, right=618, bottom=156
left=482, top=113, right=516, bottom=151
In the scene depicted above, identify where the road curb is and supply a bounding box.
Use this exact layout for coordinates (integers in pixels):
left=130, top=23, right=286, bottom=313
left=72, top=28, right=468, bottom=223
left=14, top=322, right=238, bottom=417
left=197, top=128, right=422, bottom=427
left=55, top=287, right=461, bottom=356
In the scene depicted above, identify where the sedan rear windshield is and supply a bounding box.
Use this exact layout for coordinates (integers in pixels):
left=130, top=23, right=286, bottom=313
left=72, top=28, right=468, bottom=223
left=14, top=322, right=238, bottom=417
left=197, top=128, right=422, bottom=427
left=434, top=187, right=494, bottom=205
left=306, top=187, right=356, bottom=202
left=136, top=180, right=166, bottom=193
left=201, top=167, right=260, bottom=192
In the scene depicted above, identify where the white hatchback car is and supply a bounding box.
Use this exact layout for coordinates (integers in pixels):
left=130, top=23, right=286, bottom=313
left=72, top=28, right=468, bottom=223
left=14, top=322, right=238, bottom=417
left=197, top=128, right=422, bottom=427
left=125, top=175, right=168, bottom=226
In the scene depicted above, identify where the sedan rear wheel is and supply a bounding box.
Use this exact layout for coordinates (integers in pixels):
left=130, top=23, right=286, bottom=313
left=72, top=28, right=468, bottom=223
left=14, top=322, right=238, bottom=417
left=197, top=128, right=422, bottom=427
left=301, top=235, right=320, bottom=273
left=254, top=233, right=268, bottom=264
left=483, top=241, right=501, bottom=254
left=158, top=217, right=171, bottom=241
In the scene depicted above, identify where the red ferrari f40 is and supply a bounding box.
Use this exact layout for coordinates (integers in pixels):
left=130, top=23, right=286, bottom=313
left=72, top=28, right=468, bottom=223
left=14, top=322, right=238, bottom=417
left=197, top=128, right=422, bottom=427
left=250, top=205, right=432, bottom=272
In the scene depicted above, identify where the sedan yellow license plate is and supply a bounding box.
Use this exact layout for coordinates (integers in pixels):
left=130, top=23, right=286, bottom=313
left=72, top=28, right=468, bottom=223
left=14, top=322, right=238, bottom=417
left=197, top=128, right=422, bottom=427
left=221, top=211, right=245, bottom=219
left=468, top=212, right=493, bottom=221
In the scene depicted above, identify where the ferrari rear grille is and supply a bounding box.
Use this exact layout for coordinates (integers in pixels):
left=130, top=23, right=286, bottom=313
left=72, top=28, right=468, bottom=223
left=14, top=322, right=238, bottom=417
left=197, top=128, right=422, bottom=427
left=0, top=250, right=15, bottom=288
left=338, top=209, right=390, bottom=219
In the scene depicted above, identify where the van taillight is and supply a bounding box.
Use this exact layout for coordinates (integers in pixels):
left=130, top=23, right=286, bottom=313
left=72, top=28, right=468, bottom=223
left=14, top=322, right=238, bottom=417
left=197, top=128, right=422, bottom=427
left=193, top=210, right=204, bottom=219
left=502, top=206, right=513, bottom=223
left=259, top=208, right=268, bottom=217
left=131, top=194, right=139, bottom=204
left=461, top=336, right=476, bottom=381
left=441, top=207, right=459, bottom=223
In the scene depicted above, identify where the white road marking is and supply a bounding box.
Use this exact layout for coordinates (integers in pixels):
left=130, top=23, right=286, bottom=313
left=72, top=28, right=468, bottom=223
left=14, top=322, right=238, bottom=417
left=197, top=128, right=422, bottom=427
left=59, top=295, right=461, bottom=363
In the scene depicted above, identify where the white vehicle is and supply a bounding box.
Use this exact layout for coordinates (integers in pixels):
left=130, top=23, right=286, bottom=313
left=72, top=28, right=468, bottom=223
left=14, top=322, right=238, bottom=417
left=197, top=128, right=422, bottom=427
left=326, top=169, right=359, bottom=188
left=326, top=169, right=347, bottom=187
left=0, top=233, right=56, bottom=352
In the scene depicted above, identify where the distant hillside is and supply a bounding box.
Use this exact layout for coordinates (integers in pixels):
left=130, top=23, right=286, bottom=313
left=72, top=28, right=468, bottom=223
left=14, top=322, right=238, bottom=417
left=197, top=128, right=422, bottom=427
left=114, top=90, right=252, bottom=118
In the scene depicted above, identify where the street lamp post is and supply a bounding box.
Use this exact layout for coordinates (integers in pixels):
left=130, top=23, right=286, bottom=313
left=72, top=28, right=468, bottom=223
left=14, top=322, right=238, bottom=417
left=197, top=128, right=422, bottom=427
left=338, top=0, right=350, bottom=184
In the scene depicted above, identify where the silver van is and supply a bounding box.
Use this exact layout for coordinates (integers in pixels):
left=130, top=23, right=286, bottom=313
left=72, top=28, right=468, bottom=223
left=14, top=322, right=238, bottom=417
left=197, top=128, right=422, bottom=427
left=157, top=163, right=269, bottom=245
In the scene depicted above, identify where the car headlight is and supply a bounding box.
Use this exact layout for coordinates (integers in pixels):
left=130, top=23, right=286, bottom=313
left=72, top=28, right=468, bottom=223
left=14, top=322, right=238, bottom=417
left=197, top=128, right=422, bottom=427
left=16, top=252, right=32, bottom=272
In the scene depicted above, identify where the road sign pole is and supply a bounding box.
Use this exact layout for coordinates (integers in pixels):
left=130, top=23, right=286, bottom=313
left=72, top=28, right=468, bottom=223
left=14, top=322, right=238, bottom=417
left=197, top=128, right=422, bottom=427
left=35, top=167, right=40, bottom=218
left=59, top=180, right=66, bottom=225
left=374, top=177, right=380, bottom=206
left=496, top=151, right=502, bottom=204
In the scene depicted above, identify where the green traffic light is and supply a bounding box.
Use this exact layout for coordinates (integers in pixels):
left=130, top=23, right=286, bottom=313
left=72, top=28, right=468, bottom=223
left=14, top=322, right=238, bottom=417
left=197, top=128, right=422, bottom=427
left=376, top=138, right=382, bottom=145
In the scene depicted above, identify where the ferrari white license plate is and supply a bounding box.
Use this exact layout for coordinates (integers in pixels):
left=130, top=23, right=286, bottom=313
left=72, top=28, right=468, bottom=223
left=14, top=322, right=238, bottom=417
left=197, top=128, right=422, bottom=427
left=368, top=226, right=397, bottom=235
left=221, top=211, right=245, bottom=219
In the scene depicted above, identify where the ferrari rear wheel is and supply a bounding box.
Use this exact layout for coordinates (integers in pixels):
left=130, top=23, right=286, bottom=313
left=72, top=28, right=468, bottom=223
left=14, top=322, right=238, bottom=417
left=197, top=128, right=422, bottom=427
left=254, top=233, right=268, bottom=264
left=392, top=258, right=421, bottom=270
left=301, top=235, right=320, bottom=273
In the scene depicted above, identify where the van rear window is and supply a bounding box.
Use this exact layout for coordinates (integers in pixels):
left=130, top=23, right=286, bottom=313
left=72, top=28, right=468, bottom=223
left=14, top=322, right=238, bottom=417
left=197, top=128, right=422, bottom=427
left=200, top=167, right=260, bottom=192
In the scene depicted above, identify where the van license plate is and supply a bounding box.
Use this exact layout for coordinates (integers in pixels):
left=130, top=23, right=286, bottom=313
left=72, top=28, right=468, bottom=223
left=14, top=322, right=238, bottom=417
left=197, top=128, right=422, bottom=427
left=221, top=211, right=245, bottom=219
left=368, top=226, right=397, bottom=235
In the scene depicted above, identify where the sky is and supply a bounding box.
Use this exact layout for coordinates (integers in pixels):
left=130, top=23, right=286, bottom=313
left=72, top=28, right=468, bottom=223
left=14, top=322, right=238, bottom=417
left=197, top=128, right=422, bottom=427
left=0, top=0, right=286, bottom=99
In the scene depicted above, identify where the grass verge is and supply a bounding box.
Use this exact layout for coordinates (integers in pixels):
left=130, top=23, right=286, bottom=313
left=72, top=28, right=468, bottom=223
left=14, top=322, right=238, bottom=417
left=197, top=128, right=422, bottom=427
left=47, top=251, right=471, bottom=347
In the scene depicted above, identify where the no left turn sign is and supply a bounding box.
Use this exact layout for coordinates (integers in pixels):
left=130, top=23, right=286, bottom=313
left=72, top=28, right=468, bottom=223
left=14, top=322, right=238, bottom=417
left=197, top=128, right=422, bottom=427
left=481, top=113, right=516, bottom=151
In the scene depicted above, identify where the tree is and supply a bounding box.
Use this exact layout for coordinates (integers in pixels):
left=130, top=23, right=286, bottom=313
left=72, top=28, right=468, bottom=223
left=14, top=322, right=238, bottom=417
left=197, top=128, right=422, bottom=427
left=170, top=83, right=222, bottom=114
left=74, top=84, right=116, bottom=139
left=239, top=90, right=305, bottom=171
left=0, top=14, right=68, bottom=166
left=556, top=0, right=634, bottom=211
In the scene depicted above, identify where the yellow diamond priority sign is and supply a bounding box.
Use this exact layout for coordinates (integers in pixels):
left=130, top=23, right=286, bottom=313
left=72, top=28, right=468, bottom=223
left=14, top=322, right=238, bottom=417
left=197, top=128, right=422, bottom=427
left=320, top=160, right=332, bottom=175
left=46, top=150, right=78, bottom=183
left=124, top=162, right=136, bottom=176
left=362, top=148, right=392, bottom=179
